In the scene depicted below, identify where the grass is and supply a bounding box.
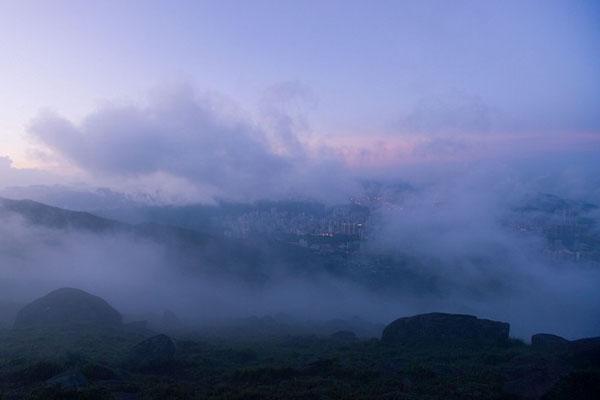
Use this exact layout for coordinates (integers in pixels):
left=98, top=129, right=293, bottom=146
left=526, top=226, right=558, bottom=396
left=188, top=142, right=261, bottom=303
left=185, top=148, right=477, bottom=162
left=0, top=326, right=596, bottom=400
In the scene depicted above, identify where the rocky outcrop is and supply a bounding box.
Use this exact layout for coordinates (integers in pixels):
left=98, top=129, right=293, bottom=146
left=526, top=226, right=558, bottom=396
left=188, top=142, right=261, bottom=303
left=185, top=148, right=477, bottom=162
left=127, top=334, right=176, bottom=370
left=13, top=288, right=122, bottom=329
left=381, top=312, right=510, bottom=346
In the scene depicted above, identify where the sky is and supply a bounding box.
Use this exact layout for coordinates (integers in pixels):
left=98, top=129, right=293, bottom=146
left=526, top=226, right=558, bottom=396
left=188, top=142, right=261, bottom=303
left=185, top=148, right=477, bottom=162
left=0, top=0, right=599, bottom=199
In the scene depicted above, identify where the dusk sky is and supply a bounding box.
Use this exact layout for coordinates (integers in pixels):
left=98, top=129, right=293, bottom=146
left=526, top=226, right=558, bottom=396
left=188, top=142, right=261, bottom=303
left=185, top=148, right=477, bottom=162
left=3, top=1, right=600, bottom=378
left=1, top=0, right=599, bottom=200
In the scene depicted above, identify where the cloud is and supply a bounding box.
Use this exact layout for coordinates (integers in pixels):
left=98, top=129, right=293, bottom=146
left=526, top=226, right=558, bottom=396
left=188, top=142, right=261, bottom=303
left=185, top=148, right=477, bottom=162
left=24, top=80, right=600, bottom=201
left=3, top=144, right=600, bottom=338
left=27, top=84, right=362, bottom=204
left=364, top=167, right=600, bottom=338
left=29, top=86, right=290, bottom=199
left=259, top=81, right=317, bottom=158
left=0, top=206, right=410, bottom=327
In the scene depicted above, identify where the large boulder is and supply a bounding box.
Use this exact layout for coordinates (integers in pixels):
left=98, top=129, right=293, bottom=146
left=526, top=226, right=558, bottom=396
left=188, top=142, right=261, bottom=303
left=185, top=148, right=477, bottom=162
left=127, top=334, right=176, bottom=370
left=13, top=288, right=122, bottom=329
left=381, top=312, right=509, bottom=346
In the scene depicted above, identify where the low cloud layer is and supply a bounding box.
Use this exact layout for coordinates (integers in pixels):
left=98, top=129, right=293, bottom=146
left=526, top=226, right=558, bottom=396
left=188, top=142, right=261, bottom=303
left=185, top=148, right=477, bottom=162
left=1, top=165, right=599, bottom=340
left=0, top=209, right=406, bottom=329
left=365, top=170, right=600, bottom=338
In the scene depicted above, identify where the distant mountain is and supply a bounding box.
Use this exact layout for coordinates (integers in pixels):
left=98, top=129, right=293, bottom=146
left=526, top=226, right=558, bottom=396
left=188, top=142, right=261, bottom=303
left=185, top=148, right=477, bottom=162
left=0, top=197, right=428, bottom=294
left=0, top=197, right=124, bottom=232
left=95, top=199, right=370, bottom=241
left=4, top=190, right=596, bottom=303
left=0, top=197, right=332, bottom=286
left=0, top=185, right=151, bottom=211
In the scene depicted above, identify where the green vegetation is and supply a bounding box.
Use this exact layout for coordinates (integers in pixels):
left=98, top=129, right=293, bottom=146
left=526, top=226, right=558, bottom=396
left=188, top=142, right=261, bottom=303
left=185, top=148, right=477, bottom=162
left=0, top=325, right=597, bottom=399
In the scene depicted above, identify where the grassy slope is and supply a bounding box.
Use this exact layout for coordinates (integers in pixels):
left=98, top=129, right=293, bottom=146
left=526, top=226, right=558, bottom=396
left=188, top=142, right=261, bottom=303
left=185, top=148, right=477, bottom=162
left=0, top=326, right=597, bottom=400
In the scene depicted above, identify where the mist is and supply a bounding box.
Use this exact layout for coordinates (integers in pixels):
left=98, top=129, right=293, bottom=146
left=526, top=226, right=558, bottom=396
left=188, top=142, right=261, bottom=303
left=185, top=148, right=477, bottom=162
left=0, top=205, right=394, bottom=326
left=364, top=166, right=600, bottom=338
left=1, top=153, right=599, bottom=340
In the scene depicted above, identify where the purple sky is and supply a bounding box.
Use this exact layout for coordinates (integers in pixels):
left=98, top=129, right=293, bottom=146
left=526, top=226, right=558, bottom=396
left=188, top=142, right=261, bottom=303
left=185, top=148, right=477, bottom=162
left=0, top=0, right=599, bottom=200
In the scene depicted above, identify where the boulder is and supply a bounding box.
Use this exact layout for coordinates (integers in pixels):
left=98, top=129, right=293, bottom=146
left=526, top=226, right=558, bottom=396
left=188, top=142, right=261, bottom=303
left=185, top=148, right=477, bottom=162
left=381, top=312, right=509, bottom=346
left=531, top=333, right=570, bottom=353
left=127, top=334, right=176, bottom=370
left=13, top=288, right=122, bottom=329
